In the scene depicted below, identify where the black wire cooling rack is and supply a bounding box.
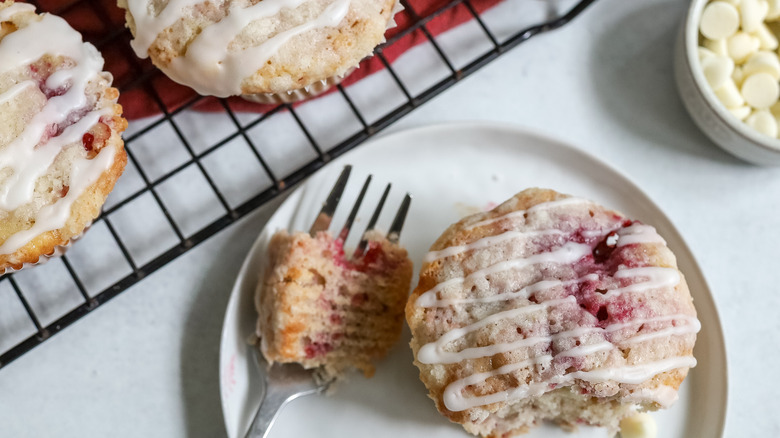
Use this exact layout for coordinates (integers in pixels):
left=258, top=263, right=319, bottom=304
left=0, top=0, right=596, bottom=369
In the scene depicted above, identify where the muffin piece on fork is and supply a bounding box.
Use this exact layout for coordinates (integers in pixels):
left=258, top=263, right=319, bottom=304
left=256, top=166, right=413, bottom=380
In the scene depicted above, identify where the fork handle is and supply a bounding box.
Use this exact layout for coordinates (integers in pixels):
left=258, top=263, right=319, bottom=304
left=244, top=384, right=318, bottom=438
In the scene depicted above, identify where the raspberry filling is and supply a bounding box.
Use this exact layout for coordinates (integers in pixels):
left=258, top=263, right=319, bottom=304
left=29, top=60, right=74, bottom=99
left=512, top=219, right=659, bottom=374
left=304, top=341, right=333, bottom=359
left=522, top=220, right=644, bottom=328
left=81, top=121, right=111, bottom=157
left=299, top=234, right=403, bottom=359
left=82, top=132, right=94, bottom=151
left=28, top=59, right=108, bottom=156
left=326, top=237, right=396, bottom=273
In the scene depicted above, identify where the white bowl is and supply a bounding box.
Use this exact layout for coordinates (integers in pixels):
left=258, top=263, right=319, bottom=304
left=675, top=0, right=780, bottom=165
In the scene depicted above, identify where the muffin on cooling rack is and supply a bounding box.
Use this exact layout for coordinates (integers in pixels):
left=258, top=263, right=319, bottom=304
left=118, top=0, right=403, bottom=103
left=256, top=229, right=413, bottom=379
left=406, top=188, right=699, bottom=437
left=0, top=1, right=127, bottom=273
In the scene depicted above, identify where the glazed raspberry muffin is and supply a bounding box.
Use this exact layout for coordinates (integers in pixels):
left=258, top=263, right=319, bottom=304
left=118, top=0, right=402, bottom=102
left=0, top=2, right=127, bottom=273
left=406, top=188, right=699, bottom=437
left=256, top=229, right=413, bottom=379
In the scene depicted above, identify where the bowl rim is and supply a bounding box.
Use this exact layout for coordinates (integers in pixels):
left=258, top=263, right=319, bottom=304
left=684, top=0, right=780, bottom=153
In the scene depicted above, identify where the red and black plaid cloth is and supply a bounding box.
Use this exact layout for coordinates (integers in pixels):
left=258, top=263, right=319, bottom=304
left=30, top=0, right=501, bottom=119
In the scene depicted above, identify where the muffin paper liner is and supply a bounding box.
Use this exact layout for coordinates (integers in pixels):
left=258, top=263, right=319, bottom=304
left=0, top=224, right=90, bottom=276
left=241, top=71, right=354, bottom=104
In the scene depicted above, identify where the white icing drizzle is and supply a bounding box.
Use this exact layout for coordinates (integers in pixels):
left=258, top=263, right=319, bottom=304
left=416, top=241, right=592, bottom=307
left=617, top=316, right=701, bottom=345
left=423, top=229, right=566, bottom=263
left=568, top=356, right=697, bottom=384
left=466, top=197, right=592, bottom=230
left=416, top=201, right=700, bottom=412
left=0, top=5, right=117, bottom=255
left=554, top=341, right=613, bottom=358
left=604, top=314, right=699, bottom=334
left=416, top=274, right=599, bottom=308
left=551, top=314, right=700, bottom=359
left=0, top=142, right=116, bottom=254
left=0, top=80, right=34, bottom=105
left=420, top=311, right=700, bottom=366
left=0, top=2, right=35, bottom=21
left=417, top=297, right=576, bottom=364
left=127, top=0, right=204, bottom=57
left=605, top=267, right=681, bottom=298
left=419, top=224, right=669, bottom=305
left=417, top=266, right=679, bottom=309
left=623, top=385, right=680, bottom=408
left=579, top=229, right=607, bottom=239
left=617, top=223, right=666, bottom=247
left=443, top=355, right=697, bottom=412
left=417, top=269, right=690, bottom=366
left=443, top=355, right=555, bottom=411
left=127, top=0, right=353, bottom=97
left=552, top=314, right=700, bottom=357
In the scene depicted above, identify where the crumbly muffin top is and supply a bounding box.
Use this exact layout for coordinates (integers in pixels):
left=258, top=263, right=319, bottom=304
left=119, top=0, right=399, bottom=96
left=407, top=188, right=699, bottom=418
left=0, top=2, right=123, bottom=257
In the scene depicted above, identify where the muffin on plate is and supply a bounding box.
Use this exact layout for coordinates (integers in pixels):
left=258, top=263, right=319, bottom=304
left=256, top=229, right=413, bottom=379
left=406, top=188, right=699, bottom=437
left=118, top=0, right=402, bottom=103
left=0, top=1, right=127, bottom=273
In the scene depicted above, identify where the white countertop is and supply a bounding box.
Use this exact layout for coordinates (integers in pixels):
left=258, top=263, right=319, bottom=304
left=0, top=0, right=770, bottom=436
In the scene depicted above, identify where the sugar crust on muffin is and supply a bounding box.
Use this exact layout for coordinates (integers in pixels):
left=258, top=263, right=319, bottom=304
left=257, top=229, right=413, bottom=379
left=118, top=0, right=400, bottom=97
left=406, top=188, right=699, bottom=437
left=0, top=1, right=127, bottom=272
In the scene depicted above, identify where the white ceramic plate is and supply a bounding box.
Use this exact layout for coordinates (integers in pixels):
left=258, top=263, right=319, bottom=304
left=219, top=123, right=727, bottom=438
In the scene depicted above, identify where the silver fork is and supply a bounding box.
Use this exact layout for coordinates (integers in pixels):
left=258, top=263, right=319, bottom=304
left=244, top=165, right=412, bottom=438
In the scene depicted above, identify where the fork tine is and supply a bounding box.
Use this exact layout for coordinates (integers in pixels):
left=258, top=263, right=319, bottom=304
left=387, top=193, right=412, bottom=244
left=309, top=165, right=351, bottom=235
left=354, top=183, right=391, bottom=257
left=338, top=174, right=372, bottom=242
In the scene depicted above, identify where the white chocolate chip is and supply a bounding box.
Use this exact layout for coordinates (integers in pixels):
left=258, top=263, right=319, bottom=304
left=727, top=32, right=761, bottom=62
left=762, top=0, right=772, bottom=18
left=742, top=0, right=766, bottom=32
left=746, top=109, right=779, bottom=135
left=698, top=0, right=780, bottom=136
left=754, top=22, right=779, bottom=49
left=619, top=413, right=657, bottom=438
left=705, top=37, right=730, bottom=56
left=716, top=78, right=747, bottom=107
left=699, top=46, right=718, bottom=60
left=768, top=0, right=780, bottom=19
left=733, top=65, right=746, bottom=84
left=702, top=56, right=736, bottom=88
left=701, top=2, right=741, bottom=39
left=742, top=50, right=780, bottom=78
left=741, top=72, right=780, bottom=107
left=761, top=0, right=772, bottom=18
left=730, top=105, right=753, bottom=119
